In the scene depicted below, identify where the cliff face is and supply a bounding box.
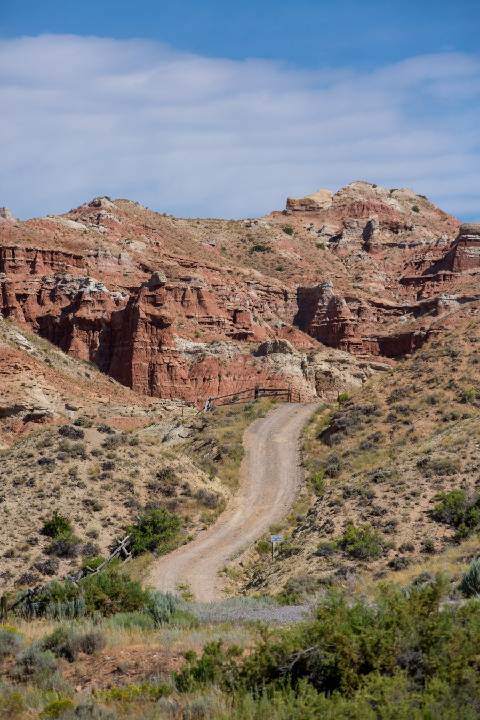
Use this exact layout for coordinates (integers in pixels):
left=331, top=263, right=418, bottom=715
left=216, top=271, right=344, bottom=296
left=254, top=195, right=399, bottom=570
left=0, top=186, right=478, bottom=403
left=294, top=220, right=480, bottom=358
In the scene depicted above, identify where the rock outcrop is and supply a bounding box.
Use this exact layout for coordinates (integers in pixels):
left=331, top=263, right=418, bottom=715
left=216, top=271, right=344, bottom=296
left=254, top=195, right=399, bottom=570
left=287, top=189, right=333, bottom=211
left=0, top=182, right=476, bottom=404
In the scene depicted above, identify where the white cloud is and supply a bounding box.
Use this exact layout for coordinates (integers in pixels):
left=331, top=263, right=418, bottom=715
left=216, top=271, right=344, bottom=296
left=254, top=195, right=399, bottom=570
left=0, top=34, right=479, bottom=221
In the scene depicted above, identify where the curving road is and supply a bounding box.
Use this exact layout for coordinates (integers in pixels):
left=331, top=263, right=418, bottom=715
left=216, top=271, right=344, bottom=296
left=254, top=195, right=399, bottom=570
left=148, top=403, right=317, bottom=601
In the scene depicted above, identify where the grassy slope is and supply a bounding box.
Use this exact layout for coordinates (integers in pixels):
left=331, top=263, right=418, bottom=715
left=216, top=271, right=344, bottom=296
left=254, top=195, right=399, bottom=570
left=239, top=310, right=480, bottom=599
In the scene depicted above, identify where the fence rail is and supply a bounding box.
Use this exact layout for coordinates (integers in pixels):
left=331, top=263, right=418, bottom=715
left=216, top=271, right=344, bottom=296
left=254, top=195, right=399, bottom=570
left=201, top=386, right=300, bottom=412
left=1, top=535, right=132, bottom=622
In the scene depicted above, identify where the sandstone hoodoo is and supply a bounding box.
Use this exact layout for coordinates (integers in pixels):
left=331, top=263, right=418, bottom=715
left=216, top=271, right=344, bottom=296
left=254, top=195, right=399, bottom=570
left=0, top=181, right=476, bottom=402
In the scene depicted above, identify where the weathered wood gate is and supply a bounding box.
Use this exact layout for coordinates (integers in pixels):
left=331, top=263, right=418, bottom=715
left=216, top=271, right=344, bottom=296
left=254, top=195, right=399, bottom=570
left=202, top=386, right=300, bottom=412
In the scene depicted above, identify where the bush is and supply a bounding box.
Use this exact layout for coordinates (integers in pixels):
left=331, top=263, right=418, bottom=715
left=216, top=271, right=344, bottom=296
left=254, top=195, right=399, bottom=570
left=388, top=556, right=411, bottom=571
left=58, top=425, right=84, bottom=440
left=324, top=453, right=342, bottom=478
left=82, top=541, right=101, bottom=558
left=306, top=472, right=325, bottom=496
left=147, top=591, right=179, bottom=626
left=46, top=629, right=106, bottom=662
left=338, top=524, right=383, bottom=559
left=249, top=244, right=271, bottom=253
left=173, top=575, right=480, bottom=711
left=38, top=699, right=75, bottom=718
left=45, top=532, right=82, bottom=558
left=11, top=644, right=57, bottom=681
left=459, top=558, right=480, bottom=597
left=197, top=489, right=219, bottom=508
left=42, top=511, right=72, bottom=538
left=417, top=456, right=460, bottom=477
left=126, top=508, right=181, bottom=556
left=30, top=569, right=155, bottom=618
left=82, top=568, right=151, bottom=615
left=282, top=226, right=294, bottom=235
left=81, top=555, right=105, bottom=573
left=431, top=489, right=480, bottom=537
left=74, top=416, right=93, bottom=428
left=399, top=541, right=415, bottom=553
left=0, top=626, right=24, bottom=659
left=102, top=434, right=127, bottom=450
left=156, top=466, right=177, bottom=482
left=256, top=540, right=271, bottom=555
left=421, top=538, right=436, bottom=554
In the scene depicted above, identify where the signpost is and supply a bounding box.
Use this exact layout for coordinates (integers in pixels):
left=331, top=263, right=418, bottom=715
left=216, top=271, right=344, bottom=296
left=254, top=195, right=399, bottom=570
left=270, top=534, right=282, bottom=560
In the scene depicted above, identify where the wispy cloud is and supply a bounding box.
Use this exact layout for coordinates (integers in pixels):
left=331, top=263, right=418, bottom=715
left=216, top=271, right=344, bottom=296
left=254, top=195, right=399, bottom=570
left=0, top=35, right=479, bottom=220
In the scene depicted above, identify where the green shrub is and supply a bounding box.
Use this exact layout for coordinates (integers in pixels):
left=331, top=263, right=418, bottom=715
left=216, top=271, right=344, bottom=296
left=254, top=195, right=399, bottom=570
left=316, top=242, right=325, bottom=250
left=459, top=557, right=480, bottom=597
left=11, top=644, right=57, bottom=681
left=104, top=682, right=170, bottom=702
left=249, top=244, right=271, bottom=253
left=432, top=489, right=480, bottom=537
left=42, top=627, right=106, bottom=661
left=81, top=555, right=105, bottom=573
left=417, top=456, right=460, bottom=477
left=338, top=524, right=383, bottom=559
left=45, top=531, right=82, bottom=558
left=324, top=454, right=342, bottom=478
left=74, top=416, right=93, bottom=427
left=42, top=511, right=72, bottom=538
left=306, top=472, right=325, bottom=496
left=282, top=226, right=294, bottom=235
left=173, top=575, right=480, bottom=711
left=147, top=591, right=179, bottom=626
left=39, top=698, right=76, bottom=719
left=0, top=626, right=24, bottom=659
left=157, top=466, right=177, bottom=482
left=126, top=507, right=181, bottom=556
left=105, top=611, right=156, bottom=631
left=29, top=568, right=154, bottom=618
left=412, top=205, right=420, bottom=212
left=82, top=568, right=151, bottom=615
left=255, top=540, right=271, bottom=555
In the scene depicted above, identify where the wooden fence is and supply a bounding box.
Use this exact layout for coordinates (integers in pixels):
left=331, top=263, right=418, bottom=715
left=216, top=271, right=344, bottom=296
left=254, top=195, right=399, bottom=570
left=1, top=535, right=132, bottom=622
left=201, top=386, right=300, bottom=412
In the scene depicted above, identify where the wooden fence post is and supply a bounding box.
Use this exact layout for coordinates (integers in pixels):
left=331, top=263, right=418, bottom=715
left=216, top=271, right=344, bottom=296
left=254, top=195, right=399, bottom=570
left=1, top=594, right=7, bottom=623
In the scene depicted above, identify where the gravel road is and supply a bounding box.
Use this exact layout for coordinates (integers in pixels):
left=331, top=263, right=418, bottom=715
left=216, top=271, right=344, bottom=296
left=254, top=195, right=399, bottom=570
left=190, top=604, right=313, bottom=625
left=148, top=402, right=317, bottom=602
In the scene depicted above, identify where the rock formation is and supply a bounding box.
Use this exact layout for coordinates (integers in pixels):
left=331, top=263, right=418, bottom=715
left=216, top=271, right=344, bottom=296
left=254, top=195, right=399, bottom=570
left=0, top=181, right=477, bottom=404
left=287, top=189, right=333, bottom=211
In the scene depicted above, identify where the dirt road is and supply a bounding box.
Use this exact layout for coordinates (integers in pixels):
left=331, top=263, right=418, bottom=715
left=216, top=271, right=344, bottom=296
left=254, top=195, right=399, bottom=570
left=148, top=403, right=317, bottom=601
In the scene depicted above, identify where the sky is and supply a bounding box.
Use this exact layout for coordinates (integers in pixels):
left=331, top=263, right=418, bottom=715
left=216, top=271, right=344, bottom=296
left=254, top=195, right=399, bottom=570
left=1, top=0, right=479, bottom=221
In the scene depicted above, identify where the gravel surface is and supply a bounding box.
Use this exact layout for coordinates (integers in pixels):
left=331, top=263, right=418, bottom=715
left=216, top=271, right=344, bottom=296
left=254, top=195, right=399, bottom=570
left=191, top=604, right=312, bottom=625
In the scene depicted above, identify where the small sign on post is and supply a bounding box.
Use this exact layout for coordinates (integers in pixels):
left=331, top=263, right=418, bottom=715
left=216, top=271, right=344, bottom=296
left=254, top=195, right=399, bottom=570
left=270, top=534, right=282, bottom=560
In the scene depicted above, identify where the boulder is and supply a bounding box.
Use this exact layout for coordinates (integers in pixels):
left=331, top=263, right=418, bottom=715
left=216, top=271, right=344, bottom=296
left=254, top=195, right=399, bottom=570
left=256, top=338, right=298, bottom=356
left=148, top=271, right=167, bottom=288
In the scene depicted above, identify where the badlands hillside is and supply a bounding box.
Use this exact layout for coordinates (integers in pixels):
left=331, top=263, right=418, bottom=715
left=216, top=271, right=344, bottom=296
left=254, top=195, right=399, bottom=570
left=1, top=180, right=479, bottom=583
left=2, top=183, right=480, bottom=718
left=1, top=180, right=476, bottom=419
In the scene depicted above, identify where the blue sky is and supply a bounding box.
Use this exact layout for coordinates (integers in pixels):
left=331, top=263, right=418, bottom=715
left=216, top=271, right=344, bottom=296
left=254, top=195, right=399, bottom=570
left=1, top=1, right=479, bottom=221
